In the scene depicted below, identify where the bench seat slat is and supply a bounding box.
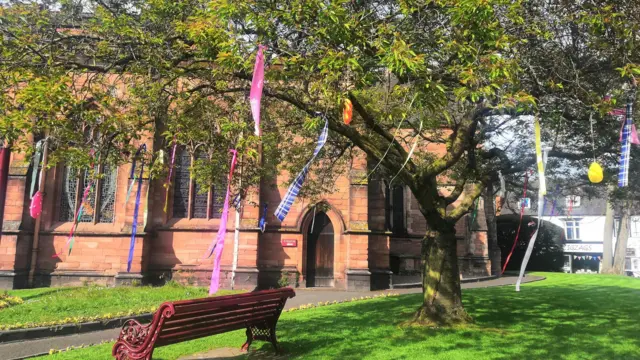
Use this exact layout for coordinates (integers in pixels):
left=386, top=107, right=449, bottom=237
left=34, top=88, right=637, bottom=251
left=160, top=307, right=280, bottom=336
left=157, top=313, right=276, bottom=346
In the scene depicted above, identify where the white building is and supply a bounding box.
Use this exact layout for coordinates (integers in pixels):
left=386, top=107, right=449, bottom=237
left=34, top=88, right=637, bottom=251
left=503, top=193, right=640, bottom=276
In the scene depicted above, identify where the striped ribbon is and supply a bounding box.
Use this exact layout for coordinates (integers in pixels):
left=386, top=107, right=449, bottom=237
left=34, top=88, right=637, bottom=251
left=127, top=145, right=146, bottom=272
left=274, top=116, right=328, bottom=222
left=534, top=118, right=546, bottom=195
left=54, top=151, right=96, bottom=258
left=54, top=180, right=94, bottom=258
left=208, top=149, right=239, bottom=295
left=619, top=100, right=633, bottom=187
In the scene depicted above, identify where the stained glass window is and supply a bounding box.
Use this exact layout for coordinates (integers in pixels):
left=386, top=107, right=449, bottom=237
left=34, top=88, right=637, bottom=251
left=78, top=168, right=96, bottom=223
left=59, top=167, right=78, bottom=222
left=172, top=149, right=191, bottom=219
left=59, top=165, right=115, bottom=223
left=98, top=165, right=117, bottom=223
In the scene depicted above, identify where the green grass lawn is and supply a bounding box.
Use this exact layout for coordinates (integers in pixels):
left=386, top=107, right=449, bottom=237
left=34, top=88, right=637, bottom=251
left=2, top=282, right=239, bottom=329
left=34, top=273, right=640, bottom=359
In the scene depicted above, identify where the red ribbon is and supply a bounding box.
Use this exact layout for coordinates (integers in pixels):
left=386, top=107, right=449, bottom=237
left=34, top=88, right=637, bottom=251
left=501, top=171, right=529, bottom=274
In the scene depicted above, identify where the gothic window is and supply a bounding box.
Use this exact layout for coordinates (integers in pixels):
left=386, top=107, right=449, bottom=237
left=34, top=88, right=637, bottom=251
left=171, top=148, right=227, bottom=220
left=210, top=179, right=226, bottom=219
left=98, top=165, right=117, bottom=223
left=172, top=149, right=191, bottom=219
left=192, top=152, right=209, bottom=219
left=386, top=184, right=406, bottom=234
left=59, top=165, right=118, bottom=223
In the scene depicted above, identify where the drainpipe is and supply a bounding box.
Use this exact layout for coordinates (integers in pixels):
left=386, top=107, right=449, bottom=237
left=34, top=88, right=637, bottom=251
left=0, top=145, right=11, bottom=236
left=28, top=141, right=48, bottom=287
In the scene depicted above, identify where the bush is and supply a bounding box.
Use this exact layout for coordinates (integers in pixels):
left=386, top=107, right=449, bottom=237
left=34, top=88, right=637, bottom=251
left=497, top=215, right=565, bottom=272
left=277, top=271, right=291, bottom=288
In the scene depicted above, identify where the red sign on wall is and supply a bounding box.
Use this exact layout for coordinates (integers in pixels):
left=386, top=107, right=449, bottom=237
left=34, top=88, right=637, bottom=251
left=281, top=239, right=298, bottom=247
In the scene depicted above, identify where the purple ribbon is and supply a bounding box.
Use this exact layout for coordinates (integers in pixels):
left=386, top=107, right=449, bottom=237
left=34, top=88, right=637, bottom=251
left=128, top=145, right=146, bottom=272
left=208, top=149, right=238, bottom=294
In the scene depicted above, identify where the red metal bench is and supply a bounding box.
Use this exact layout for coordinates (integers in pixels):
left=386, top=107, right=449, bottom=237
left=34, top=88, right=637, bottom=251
left=112, top=288, right=295, bottom=360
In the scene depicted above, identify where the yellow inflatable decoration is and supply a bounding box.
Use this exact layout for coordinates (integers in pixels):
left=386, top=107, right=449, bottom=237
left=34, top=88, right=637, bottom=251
left=588, top=162, right=603, bottom=183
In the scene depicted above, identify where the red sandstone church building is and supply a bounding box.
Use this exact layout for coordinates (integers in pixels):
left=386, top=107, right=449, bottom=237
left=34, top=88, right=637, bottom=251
left=0, top=141, right=492, bottom=291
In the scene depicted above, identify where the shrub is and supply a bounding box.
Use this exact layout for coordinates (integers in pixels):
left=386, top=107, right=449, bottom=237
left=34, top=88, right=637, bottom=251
left=277, top=271, right=290, bottom=288
left=497, top=215, right=565, bottom=272
left=0, top=292, right=23, bottom=309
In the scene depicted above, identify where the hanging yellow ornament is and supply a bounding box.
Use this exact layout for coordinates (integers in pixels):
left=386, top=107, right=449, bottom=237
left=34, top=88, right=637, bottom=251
left=588, top=162, right=603, bottom=183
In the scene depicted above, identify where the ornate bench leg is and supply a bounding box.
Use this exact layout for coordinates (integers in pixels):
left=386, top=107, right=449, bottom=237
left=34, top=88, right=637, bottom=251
left=241, top=327, right=253, bottom=352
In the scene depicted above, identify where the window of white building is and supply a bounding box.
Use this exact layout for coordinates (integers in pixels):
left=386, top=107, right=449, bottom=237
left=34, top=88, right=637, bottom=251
left=565, top=219, right=581, bottom=240
left=565, top=195, right=581, bottom=208
left=631, top=218, right=640, bottom=237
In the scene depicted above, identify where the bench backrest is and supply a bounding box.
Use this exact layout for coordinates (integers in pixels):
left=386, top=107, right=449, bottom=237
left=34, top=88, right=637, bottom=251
left=155, top=288, right=295, bottom=347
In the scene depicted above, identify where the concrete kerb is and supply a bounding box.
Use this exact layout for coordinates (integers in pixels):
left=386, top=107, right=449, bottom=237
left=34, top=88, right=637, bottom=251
left=0, top=313, right=153, bottom=344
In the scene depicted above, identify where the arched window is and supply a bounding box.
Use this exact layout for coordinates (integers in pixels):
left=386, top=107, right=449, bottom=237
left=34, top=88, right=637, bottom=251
left=59, top=164, right=117, bottom=223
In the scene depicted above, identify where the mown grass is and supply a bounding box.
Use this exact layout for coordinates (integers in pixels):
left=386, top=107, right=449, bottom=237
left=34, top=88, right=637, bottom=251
left=2, top=282, right=238, bottom=329
left=34, top=273, right=640, bottom=359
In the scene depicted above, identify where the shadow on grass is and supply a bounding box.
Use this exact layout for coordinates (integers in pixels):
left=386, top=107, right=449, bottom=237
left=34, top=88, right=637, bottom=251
left=15, top=287, right=79, bottom=301
left=265, top=283, right=640, bottom=359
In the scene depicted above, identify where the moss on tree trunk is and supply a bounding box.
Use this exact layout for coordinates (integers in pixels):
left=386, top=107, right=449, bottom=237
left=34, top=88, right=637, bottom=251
left=414, top=224, right=472, bottom=326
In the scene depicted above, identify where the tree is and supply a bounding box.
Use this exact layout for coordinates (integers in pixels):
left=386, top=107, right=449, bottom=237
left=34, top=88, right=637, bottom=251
left=2, top=0, right=640, bottom=325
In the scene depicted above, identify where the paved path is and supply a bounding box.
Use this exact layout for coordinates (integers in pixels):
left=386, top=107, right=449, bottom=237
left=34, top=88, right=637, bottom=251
left=1, top=275, right=544, bottom=360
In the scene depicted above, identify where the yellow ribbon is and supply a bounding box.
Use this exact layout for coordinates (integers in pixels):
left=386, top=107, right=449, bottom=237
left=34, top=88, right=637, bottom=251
left=535, top=118, right=546, bottom=195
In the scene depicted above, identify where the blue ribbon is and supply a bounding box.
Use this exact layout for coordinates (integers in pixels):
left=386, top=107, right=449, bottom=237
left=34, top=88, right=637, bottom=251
left=274, top=116, right=328, bottom=221
left=128, top=144, right=146, bottom=272
left=259, top=203, right=268, bottom=232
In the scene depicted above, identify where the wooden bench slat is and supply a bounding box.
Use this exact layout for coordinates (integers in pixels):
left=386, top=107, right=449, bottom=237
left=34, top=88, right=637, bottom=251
left=160, top=307, right=280, bottom=336
left=163, top=302, right=282, bottom=328
left=172, top=293, right=288, bottom=314
left=157, top=313, right=276, bottom=346
left=169, top=288, right=294, bottom=308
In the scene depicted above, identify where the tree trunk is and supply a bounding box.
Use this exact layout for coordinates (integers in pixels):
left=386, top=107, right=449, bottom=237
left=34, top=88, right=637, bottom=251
left=601, top=194, right=615, bottom=273
left=415, top=223, right=472, bottom=325
left=483, top=183, right=501, bottom=276
left=612, top=206, right=629, bottom=275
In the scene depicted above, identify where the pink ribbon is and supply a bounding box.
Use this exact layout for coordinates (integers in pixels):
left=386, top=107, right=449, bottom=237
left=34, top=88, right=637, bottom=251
left=250, top=45, right=266, bottom=137
left=208, top=149, right=238, bottom=294
left=619, top=119, right=640, bottom=145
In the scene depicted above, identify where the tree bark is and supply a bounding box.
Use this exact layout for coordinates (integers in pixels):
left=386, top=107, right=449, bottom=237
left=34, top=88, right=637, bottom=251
left=415, top=223, right=472, bottom=325
left=612, top=205, right=629, bottom=275
left=601, top=194, right=615, bottom=273
left=483, top=183, right=501, bottom=276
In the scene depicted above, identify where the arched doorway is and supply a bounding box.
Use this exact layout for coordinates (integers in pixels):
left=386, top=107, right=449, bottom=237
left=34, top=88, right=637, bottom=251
left=306, top=212, right=334, bottom=287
